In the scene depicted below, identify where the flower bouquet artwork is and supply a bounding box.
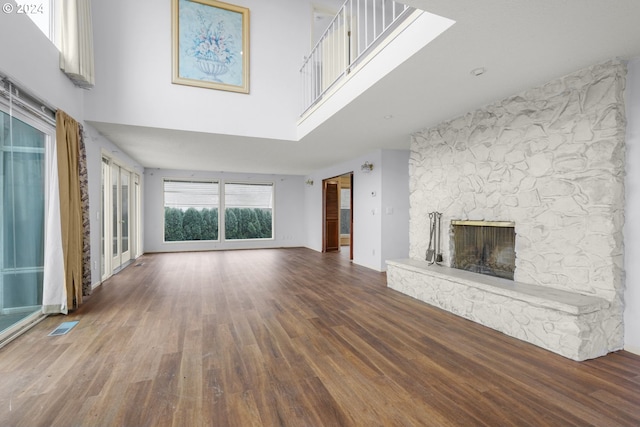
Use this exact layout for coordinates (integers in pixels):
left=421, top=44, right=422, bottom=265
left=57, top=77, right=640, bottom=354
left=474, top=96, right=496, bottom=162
left=192, top=19, right=235, bottom=81
left=172, top=0, right=249, bottom=93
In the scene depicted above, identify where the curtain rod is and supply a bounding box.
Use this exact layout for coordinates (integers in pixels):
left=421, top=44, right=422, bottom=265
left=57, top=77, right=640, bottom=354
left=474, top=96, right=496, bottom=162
left=0, top=74, right=57, bottom=127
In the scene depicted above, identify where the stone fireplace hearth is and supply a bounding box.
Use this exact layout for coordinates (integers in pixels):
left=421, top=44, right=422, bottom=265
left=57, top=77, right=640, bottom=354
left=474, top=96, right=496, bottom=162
left=387, top=60, right=626, bottom=361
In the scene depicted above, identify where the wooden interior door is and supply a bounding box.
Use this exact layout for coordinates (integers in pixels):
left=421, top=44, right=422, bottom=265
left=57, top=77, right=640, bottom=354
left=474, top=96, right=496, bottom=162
left=323, top=180, right=340, bottom=252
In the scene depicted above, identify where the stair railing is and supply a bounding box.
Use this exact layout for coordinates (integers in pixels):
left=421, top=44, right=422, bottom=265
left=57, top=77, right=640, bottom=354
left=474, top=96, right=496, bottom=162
left=300, top=0, right=413, bottom=116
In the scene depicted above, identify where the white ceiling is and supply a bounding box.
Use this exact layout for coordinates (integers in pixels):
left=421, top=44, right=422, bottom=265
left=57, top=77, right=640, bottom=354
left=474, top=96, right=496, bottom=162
left=89, top=0, right=640, bottom=176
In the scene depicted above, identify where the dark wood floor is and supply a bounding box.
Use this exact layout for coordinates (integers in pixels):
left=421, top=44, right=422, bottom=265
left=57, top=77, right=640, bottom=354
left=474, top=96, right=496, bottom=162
left=1, top=248, right=639, bottom=426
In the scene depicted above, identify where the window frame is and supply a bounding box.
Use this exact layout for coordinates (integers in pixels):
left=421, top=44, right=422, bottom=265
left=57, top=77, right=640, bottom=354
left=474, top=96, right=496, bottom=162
left=162, top=178, right=221, bottom=243
left=222, top=181, right=275, bottom=242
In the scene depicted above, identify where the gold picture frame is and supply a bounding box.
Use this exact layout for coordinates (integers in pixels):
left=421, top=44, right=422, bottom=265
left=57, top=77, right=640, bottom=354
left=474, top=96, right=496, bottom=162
left=172, top=0, right=249, bottom=93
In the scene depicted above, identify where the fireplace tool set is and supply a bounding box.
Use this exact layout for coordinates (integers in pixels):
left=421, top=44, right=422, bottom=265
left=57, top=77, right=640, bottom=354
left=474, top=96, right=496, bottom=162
left=426, top=211, right=443, bottom=265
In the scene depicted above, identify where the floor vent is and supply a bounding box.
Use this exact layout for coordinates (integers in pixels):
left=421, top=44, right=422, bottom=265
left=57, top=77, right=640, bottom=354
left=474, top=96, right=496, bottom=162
left=48, top=321, right=79, bottom=337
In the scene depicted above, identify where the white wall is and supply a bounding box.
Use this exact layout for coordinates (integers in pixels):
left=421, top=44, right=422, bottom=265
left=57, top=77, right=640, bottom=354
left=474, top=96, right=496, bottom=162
left=0, top=5, right=84, bottom=119
left=381, top=149, right=410, bottom=264
left=304, top=151, right=382, bottom=270
left=304, top=149, right=409, bottom=271
left=84, top=0, right=312, bottom=141
left=624, top=58, right=640, bottom=355
left=144, top=169, right=305, bottom=252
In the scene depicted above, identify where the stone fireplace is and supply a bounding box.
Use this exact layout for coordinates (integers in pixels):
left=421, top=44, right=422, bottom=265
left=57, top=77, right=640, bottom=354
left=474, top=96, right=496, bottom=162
left=387, top=60, right=626, bottom=361
left=451, top=220, right=516, bottom=280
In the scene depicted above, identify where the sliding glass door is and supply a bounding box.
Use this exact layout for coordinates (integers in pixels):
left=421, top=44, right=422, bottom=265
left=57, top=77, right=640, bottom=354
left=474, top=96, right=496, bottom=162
left=0, top=109, right=48, bottom=336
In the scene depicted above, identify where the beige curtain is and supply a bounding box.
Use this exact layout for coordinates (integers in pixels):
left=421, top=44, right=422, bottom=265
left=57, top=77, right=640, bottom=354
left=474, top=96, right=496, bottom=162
left=58, top=0, right=95, bottom=88
left=56, top=110, right=83, bottom=309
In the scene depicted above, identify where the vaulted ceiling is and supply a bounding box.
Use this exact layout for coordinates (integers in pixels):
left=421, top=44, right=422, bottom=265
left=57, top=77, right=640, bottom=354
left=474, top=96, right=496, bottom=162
left=89, top=0, right=640, bottom=175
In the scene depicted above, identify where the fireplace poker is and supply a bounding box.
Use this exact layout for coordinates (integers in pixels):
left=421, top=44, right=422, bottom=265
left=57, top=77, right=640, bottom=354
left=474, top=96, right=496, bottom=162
left=426, top=212, right=435, bottom=262
left=435, top=212, right=443, bottom=265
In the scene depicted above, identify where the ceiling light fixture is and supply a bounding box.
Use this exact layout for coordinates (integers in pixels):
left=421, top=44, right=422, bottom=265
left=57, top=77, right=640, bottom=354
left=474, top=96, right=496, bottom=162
left=471, top=67, right=486, bottom=77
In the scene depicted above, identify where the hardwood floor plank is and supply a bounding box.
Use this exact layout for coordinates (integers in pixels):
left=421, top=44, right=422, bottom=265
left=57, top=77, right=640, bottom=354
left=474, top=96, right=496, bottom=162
left=116, top=380, right=154, bottom=427
left=249, top=379, right=287, bottom=426
left=591, top=389, right=640, bottom=421
left=215, top=323, right=250, bottom=394
left=145, top=352, right=184, bottom=426
left=173, top=353, right=205, bottom=426
left=201, top=372, right=230, bottom=427
left=230, top=311, right=259, bottom=347
left=300, top=375, right=354, bottom=426
left=226, top=390, right=263, bottom=427
left=0, top=248, right=639, bottom=426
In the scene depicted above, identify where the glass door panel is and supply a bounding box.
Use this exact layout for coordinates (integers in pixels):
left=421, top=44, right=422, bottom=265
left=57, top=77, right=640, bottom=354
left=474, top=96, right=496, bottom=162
left=134, top=174, right=141, bottom=258
left=120, top=169, right=130, bottom=257
left=105, top=161, right=132, bottom=275
left=0, top=110, right=46, bottom=336
left=101, top=158, right=109, bottom=279
left=111, top=163, right=120, bottom=269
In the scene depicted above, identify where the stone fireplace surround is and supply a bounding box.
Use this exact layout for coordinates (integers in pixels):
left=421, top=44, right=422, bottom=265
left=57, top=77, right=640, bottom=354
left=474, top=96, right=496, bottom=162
left=387, top=60, right=626, bottom=361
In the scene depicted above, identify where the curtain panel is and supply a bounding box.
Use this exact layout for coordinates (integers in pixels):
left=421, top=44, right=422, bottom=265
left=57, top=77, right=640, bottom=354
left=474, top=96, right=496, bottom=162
left=59, top=0, right=95, bottom=88
left=42, top=134, right=67, bottom=315
left=56, top=110, right=84, bottom=309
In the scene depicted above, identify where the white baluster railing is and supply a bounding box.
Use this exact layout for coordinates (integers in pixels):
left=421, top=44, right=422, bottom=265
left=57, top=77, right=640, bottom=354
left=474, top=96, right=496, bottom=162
left=300, top=0, right=413, bottom=116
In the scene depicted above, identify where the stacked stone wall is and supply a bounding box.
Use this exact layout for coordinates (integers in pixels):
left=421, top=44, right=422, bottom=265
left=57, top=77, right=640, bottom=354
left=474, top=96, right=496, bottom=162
left=410, top=61, right=625, bottom=299
left=405, top=60, right=627, bottom=355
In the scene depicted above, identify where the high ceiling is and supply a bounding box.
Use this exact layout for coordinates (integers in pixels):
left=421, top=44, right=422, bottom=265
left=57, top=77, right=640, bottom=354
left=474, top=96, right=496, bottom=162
left=89, top=0, right=640, bottom=176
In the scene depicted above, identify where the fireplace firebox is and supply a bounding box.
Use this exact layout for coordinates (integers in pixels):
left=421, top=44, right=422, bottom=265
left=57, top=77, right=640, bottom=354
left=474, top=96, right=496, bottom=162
left=451, top=220, right=516, bottom=280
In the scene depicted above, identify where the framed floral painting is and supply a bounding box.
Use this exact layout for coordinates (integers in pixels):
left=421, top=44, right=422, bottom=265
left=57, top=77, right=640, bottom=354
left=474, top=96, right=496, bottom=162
left=172, top=0, right=249, bottom=93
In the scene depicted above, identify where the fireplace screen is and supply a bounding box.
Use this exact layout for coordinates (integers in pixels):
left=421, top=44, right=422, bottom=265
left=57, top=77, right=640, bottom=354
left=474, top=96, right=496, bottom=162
left=451, top=220, right=516, bottom=280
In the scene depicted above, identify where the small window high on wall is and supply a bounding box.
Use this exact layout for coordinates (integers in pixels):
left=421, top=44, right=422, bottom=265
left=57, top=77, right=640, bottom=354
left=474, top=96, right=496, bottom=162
left=224, top=182, right=273, bottom=240
left=163, top=179, right=220, bottom=242
left=14, top=0, right=54, bottom=41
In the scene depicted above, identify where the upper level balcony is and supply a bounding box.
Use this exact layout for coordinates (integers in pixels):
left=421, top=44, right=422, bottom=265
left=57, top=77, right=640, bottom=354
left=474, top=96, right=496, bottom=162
left=300, top=0, right=412, bottom=115
left=297, top=0, right=456, bottom=138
